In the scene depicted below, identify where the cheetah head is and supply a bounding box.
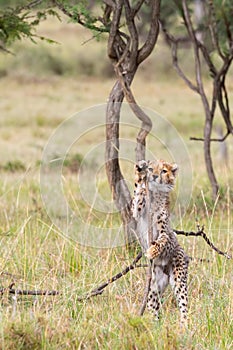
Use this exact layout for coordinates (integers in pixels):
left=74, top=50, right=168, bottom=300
left=147, top=159, right=178, bottom=192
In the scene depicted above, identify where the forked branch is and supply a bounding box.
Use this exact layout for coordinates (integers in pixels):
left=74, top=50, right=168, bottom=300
left=1, top=223, right=230, bottom=303
left=174, top=225, right=232, bottom=259
left=160, top=23, right=199, bottom=94
left=137, top=0, right=160, bottom=64
left=115, top=66, right=152, bottom=161
left=77, top=225, right=231, bottom=304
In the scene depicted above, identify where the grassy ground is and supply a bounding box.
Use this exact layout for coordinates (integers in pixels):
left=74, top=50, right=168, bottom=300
left=0, top=17, right=232, bottom=349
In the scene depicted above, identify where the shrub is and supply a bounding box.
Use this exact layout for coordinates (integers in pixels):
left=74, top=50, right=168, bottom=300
left=3, top=160, right=26, bottom=172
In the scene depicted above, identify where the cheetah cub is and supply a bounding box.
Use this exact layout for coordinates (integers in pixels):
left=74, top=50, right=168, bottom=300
left=132, top=159, right=189, bottom=326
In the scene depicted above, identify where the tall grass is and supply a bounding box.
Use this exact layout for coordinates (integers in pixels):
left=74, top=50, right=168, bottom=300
left=0, top=166, right=232, bottom=349
left=0, top=16, right=232, bottom=350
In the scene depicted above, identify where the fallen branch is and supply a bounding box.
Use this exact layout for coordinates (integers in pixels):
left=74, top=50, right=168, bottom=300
left=77, top=225, right=231, bottom=303
left=174, top=225, right=232, bottom=259
left=0, top=283, right=59, bottom=296
left=77, top=251, right=143, bottom=301
left=1, top=227, right=229, bottom=305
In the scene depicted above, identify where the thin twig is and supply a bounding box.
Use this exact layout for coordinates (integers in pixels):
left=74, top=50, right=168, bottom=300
left=0, top=43, right=14, bottom=55
left=160, top=22, right=199, bottom=94
left=207, top=0, right=225, bottom=60
left=190, top=131, right=231, bottom=142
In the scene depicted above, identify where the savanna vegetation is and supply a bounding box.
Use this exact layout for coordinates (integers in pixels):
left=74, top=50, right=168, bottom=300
left=0, top=1, right=232, bottom=349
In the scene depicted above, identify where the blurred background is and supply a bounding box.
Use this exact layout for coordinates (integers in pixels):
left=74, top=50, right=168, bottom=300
left=0, top=0, right=232, bottom=185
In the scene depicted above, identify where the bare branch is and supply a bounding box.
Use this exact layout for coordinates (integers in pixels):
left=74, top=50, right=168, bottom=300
left=0, top=43, right=14, bottom=55
left=132, top=0, right=145, bottom=17
left=198, top=42, right=217, bottom=78
left=115, top=66, right=152, bottom=161
left=215, top=57, right=233, bottom=134
left=108, top=0, right=124, bottom=59
left=182, top=0, right=206, bottom=96
left=222, top=79, right=230, bottom=119
left=103, top=0, right=115, bottom=8
left=124, top=0, right=139, bottom=70
left=137, top=0, right=160, bottom=64
left=220, top=79, right=233, bottom=134
left=190, top=131, right=231, bottom=142
left=221, top=7, right=233, bottom=48
left=181, top=0, right=219, bottom=197
left=207, top=0, right=225, bottom=60
left=101, top=3, right=113, bottom=27
left=77, top=251, right=143, bottom=301
left=115, top=31, right=131, bottom=67
left=0, top=283, right=59, bottom=296
left=161, top=23, right=200, bottom=93
left=76, top=223, right=231, bottom=304
left=172, top=45, right=199, bottom=93
left=174, top=226, right=232, bottom=259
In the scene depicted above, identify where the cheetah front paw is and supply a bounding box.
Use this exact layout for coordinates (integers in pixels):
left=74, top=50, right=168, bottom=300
left=145, top=242, right=161, bottom=259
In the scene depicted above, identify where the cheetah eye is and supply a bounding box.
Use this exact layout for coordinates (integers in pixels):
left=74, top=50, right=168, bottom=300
left=148, top=168, right=153, bottom=172
left=161, top=169, right=167, bottom=174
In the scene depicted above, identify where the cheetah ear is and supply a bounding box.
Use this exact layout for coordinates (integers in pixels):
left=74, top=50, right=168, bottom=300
left=171, top=163, right=178, bottom=176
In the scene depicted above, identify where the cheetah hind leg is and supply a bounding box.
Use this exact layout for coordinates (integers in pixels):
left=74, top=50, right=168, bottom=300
left=147, top=266, right=169, bottom=320
left=170, top=261, right=189, bottom=329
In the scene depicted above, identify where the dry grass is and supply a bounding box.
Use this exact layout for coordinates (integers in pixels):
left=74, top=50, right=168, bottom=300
left=0, top=16, right=232, bottom=350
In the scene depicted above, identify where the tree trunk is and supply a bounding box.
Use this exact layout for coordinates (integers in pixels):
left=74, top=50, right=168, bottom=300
left=105, top=0, right=160, bottom=244
left=105, top=76, right=136, bottom=245
left=203, top=115, right=219, bottom=198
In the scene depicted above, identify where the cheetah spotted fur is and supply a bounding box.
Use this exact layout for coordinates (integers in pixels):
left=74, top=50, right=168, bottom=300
left=132, top=159, right=189, bottom=326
